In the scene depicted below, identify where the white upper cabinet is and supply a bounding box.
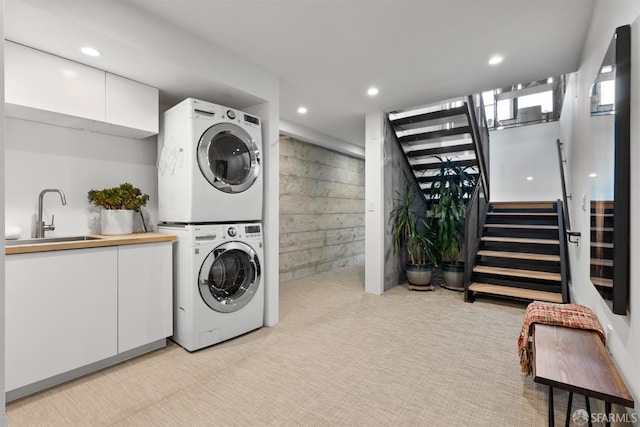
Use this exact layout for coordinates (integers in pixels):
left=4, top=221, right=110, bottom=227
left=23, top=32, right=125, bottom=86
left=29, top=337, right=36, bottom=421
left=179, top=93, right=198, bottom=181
left=5, top=41, right=159, bottom=139
left=106, top=73, right=159, bottom=136
left=5, top=42, right=105, bottom=121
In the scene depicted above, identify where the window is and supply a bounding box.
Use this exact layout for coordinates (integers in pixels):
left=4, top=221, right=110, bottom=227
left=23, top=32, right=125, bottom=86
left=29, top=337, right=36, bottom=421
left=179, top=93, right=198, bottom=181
left=497, top=99, right=514, bottom=121
left=518, top=90, right=553, bottom=113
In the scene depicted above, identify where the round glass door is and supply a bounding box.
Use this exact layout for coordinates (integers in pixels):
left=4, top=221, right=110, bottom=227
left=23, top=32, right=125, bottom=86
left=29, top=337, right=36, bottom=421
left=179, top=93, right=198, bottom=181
left=197, top=123, right=260, bottom=193
left=198, top=242, right=261, bottom=313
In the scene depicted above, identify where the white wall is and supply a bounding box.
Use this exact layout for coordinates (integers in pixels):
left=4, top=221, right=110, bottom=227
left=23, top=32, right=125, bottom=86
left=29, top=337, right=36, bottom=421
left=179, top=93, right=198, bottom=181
left=560, top=0, right=640, bottom=412
left=1, top=0, right=7, bottom=423
left=364, top=112, right=385, bottom=295
left=5, top=118, right=158, bottom=238
left=489, top=121, right=562, bottom=202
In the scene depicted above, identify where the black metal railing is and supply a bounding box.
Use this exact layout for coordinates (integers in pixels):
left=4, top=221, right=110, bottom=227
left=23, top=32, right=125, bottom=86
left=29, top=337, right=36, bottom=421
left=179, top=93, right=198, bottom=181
left=556, top=199, right=570, bottom=303
left=466, top=94, right=490, bottom=201
left=463, top=178, right=488, bottom=302
left=556, top=139, right=571, bottom=230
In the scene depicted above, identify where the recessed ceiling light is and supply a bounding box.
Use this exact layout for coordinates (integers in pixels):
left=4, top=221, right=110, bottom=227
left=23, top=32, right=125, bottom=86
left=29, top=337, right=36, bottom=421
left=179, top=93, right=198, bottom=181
left=589, top=173, right=597, bottom=178
left=81, top=47, right=101, bottom=57
left=601, top=65, right=613, bottom=74
left=488, top=55, right=503, bottom=65
left=367, top=87, right=379, bottom=96
left=517, top=84, right=523, bottom=90
left=297, top=106, right=307, bottom=114
left=547, top=77, right=554, bottom=84
left=526, top=176, right=534, bottom=181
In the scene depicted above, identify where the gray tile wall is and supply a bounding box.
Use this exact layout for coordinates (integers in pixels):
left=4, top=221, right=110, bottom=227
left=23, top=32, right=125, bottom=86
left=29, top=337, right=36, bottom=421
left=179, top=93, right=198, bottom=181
left=279, top=137, right=365, bottom=282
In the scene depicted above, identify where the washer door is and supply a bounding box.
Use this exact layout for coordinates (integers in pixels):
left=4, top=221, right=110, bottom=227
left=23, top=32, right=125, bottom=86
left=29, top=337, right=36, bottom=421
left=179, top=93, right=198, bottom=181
left=197, top=123, right=260, bottom=194
left=198, top=242, right=261, bottom=313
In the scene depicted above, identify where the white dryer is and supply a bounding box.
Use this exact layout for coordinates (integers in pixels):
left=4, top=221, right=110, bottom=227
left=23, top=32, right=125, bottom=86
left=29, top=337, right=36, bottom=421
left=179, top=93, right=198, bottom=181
left=158, top=223, right=264, bottom=352
left=158, top=98, right=263, bottom=223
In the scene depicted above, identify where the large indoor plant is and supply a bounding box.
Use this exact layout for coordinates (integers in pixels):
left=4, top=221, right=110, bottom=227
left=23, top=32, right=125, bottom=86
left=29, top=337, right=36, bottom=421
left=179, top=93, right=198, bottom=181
left=88, top=182, right=150, bottom=235
left=430, top=156, right=476, bottom=290
left=390, top=186, right=437, bottom=290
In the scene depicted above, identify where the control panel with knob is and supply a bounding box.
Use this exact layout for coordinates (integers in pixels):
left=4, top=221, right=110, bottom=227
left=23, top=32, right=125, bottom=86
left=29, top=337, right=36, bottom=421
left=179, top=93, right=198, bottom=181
left=227, top=227, right=237, bottom=237
left=226, top=110, right=236, bottom=120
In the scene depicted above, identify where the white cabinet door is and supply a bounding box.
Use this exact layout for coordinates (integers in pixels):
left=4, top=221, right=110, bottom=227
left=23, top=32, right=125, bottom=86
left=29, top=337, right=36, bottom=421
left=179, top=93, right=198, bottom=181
left=5, top=41, right=105, bottom=121
left=106, top=73, right=159, bottom=137
left=118, top=242, right=173, bottom=353
left=5, top=248, right=118, bottom=392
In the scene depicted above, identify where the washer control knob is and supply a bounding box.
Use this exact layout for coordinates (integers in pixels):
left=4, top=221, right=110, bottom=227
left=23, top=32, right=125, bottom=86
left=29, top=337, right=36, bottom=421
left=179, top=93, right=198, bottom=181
left=228, top=227, right=237, bottom=237
left=227, top=110, right=236, bottom=120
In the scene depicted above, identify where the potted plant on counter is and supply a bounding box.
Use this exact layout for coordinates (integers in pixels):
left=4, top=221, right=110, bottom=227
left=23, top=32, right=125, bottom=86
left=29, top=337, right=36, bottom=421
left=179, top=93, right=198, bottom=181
left=88, top=183, right=150, bottom=235
left=390, top=186, right=437, bottom=290
left=430, top=156, right=475, bottom=290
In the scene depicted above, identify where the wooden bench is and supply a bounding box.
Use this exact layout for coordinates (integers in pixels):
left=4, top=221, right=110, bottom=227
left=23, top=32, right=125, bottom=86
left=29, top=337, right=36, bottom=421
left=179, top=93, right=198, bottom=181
left=532, top=324, right=634, bottom=427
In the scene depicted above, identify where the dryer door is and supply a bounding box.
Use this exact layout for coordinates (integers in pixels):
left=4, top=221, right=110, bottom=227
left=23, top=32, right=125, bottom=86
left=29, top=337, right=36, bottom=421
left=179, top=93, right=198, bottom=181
left=198, top=241, right=261, bottom=313
left=197, top=123, right=260, bottom=194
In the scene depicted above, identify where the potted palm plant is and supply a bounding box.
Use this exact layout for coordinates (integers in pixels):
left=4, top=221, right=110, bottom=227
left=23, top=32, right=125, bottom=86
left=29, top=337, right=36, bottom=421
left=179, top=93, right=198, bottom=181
left=390, top=186, right=437, bottom=290
left=430, top=156, right=476, bottom=290
left=88, top=182, right=150, bottom=235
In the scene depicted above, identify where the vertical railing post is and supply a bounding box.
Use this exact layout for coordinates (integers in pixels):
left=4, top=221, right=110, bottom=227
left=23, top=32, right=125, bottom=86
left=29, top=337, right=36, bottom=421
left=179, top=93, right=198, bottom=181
left=556, top=199, right=570, bottom=303
left=465, top=95, right=490, bottom=199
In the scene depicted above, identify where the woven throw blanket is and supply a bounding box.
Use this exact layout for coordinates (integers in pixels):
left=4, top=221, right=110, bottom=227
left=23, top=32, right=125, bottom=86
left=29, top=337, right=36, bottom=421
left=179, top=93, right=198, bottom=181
left=518, top=301, right=605, bottom=375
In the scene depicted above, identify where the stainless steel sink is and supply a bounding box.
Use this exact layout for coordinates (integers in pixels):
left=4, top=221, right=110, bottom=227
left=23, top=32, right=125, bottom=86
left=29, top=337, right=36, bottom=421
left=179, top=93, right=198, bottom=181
left=5, top=236, right=102, bottom=246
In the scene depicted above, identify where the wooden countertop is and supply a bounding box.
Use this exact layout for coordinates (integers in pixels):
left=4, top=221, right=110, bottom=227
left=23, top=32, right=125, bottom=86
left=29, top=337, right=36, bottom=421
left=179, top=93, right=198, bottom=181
left=6, top=232, right=176, bottom=255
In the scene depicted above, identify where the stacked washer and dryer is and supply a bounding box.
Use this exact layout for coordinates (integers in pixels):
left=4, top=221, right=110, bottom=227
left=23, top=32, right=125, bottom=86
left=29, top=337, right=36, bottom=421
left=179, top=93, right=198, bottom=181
left=158, top=98, right=264, bottom=352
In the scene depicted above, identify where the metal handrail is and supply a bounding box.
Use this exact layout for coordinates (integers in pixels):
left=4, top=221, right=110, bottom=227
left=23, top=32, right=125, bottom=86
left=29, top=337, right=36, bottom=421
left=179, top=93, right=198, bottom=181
left=556, top=139, right=571, bottom=230
left=556, top=199, right=570, bottom=303
left=463, top=179, right=487, bottom=302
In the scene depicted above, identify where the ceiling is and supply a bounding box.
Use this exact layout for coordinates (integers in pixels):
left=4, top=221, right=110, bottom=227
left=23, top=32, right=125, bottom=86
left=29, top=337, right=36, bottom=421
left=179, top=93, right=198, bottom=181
left=6, top=0, right=596, bottom=148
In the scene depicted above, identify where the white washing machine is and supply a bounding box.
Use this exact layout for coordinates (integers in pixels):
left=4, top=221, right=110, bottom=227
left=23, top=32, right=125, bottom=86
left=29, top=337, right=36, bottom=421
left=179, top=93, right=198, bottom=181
left=158, top=223, right=264, bottom=352
left=158, top=98, right=263, bottom=223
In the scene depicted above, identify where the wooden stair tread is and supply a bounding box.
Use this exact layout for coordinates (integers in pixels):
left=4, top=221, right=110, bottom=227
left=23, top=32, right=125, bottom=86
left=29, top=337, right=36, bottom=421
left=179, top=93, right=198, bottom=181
left=490, top=201, right=555, bottom=210
left=591, top=213, right=614, bottom=217
left=591, top=258, right=613, bottom=267
left=485, top=224, right=558, bottom=230
left=591, top=242, right=614, bottom=248
left=591, top=277, right=613, bottom=288
left=469, top=283, right=563, bottom=303
left=486, top=212, right=556, bottom=217
left=591, top=227, right=614, bottom=232
left=477, top=250, right=560, bottom=262
left=473, top=265, right=561, bottom=281
left=481, top=236, right=559, bottom=245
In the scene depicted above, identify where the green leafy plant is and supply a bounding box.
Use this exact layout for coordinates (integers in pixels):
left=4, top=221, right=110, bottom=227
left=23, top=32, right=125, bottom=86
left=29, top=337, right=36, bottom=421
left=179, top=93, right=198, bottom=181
left=430, top=156, right=476, bottom=265
left=87, top=183, right=149, bottom=211
left=389, top=186, right=437, bottom=266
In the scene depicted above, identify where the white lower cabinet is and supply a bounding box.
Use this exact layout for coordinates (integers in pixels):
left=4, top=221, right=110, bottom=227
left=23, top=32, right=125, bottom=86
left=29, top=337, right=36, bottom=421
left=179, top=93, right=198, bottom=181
left=5, top=242, right=173, bottom=397
left=5, top=247, right=118, bottom=392
left=118, top=242, right=173, bottom=353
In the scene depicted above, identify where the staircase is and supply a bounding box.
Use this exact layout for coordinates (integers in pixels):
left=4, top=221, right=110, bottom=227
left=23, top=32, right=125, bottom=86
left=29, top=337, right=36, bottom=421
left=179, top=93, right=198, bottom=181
left=466, top=201, right=569, bottom=304
left=388, top=95, right=489, bottom=200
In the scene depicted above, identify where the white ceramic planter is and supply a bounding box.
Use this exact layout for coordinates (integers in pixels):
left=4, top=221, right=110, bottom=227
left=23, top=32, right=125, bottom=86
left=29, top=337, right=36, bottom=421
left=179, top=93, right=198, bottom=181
left=100, top=209, right=134, bottom=235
